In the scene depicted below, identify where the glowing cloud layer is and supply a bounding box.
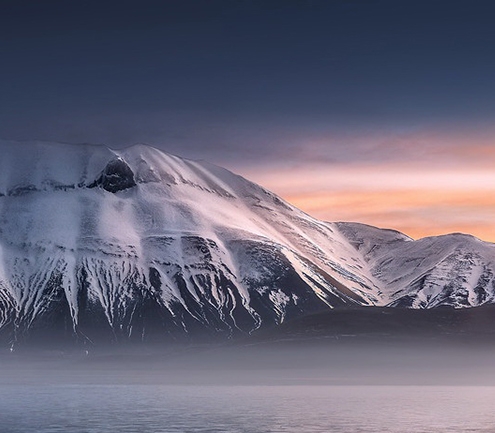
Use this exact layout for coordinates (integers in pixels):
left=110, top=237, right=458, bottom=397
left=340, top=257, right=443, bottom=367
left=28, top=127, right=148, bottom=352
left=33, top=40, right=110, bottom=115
left=237, top=131, right=495, bottom=242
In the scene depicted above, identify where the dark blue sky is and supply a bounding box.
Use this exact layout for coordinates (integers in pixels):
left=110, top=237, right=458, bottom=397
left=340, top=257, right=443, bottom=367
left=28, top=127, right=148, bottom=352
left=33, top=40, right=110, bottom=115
left=1, top=0, right=495, bottom=165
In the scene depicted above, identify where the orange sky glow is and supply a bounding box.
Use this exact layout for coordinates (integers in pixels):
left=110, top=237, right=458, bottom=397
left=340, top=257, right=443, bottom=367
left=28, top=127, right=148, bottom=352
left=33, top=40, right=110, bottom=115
left=238, top=133, right=495, bottom=242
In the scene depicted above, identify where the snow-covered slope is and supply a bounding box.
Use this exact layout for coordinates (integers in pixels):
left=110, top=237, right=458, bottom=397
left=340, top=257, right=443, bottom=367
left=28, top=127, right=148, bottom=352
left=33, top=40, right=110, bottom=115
left=1, top=140, right=494, bottom=347
left=0, top=141, right=383, bottom=345
left=336, top=222, right=495, bottom=308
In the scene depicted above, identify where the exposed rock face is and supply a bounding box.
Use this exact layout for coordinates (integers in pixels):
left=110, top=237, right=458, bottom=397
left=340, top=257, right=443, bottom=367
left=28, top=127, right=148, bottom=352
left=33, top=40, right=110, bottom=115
left=89, top=158, right=136, bottom=193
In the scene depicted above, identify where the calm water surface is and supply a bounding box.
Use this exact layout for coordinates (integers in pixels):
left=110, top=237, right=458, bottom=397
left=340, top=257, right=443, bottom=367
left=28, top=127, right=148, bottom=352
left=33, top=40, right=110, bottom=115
left=1, top=385, right=494, bottom=432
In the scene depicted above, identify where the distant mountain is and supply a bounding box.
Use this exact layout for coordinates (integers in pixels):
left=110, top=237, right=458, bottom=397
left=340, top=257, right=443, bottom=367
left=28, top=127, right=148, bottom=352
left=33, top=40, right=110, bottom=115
left=0, top=140, right=493, bottom=348
left=337, top=222, right=495, bottom=308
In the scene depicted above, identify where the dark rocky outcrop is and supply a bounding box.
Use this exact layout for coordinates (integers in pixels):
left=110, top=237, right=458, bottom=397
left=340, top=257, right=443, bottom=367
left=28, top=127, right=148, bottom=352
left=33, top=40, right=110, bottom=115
left=89, top=158, right=136, bottom=193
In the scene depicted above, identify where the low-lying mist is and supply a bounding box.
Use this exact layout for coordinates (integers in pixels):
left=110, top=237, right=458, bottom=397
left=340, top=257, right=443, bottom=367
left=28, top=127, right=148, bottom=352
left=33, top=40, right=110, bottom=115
left=2, top=336, right=494, bottom=387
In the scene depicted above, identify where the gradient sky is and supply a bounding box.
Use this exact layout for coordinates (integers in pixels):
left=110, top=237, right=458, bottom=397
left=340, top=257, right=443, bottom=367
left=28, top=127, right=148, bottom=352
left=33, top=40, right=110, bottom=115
left=1, top=0, right=495, bottom=240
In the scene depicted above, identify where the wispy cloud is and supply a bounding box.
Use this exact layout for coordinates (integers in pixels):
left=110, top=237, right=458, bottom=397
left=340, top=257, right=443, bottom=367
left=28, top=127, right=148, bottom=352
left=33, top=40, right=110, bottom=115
left=234, top=128, right=495, bottom=241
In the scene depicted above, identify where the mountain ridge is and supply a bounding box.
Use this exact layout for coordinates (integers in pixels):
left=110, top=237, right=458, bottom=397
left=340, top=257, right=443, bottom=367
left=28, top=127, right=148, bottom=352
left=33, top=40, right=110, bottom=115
left=0, top=140, right=493, bottom=348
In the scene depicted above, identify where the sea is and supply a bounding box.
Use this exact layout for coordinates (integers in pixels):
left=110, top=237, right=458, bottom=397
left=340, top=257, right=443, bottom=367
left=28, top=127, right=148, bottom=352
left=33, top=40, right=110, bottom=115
left=1, top=384, right=495, bottom=433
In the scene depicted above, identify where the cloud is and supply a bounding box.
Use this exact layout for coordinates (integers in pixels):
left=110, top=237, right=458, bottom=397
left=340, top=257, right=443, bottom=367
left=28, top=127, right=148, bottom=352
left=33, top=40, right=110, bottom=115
left=237, top=157, right=495, bottom=242
left=280, top=188, right=495, bottom=242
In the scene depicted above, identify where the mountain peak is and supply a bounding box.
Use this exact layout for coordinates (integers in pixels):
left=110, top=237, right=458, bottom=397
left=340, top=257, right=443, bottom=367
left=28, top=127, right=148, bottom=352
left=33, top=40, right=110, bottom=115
left=0, top=140, right=380, bottom=347
left=0, top=140, right=494, bottom=348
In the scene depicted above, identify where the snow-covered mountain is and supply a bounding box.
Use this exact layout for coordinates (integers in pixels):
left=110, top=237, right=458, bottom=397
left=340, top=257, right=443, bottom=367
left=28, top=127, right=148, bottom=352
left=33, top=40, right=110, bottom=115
left=0, top=140, right=493, bottom=347
left=0, top=140, right=381, bottom=346
left=337, top=222, right=495, bottom=308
